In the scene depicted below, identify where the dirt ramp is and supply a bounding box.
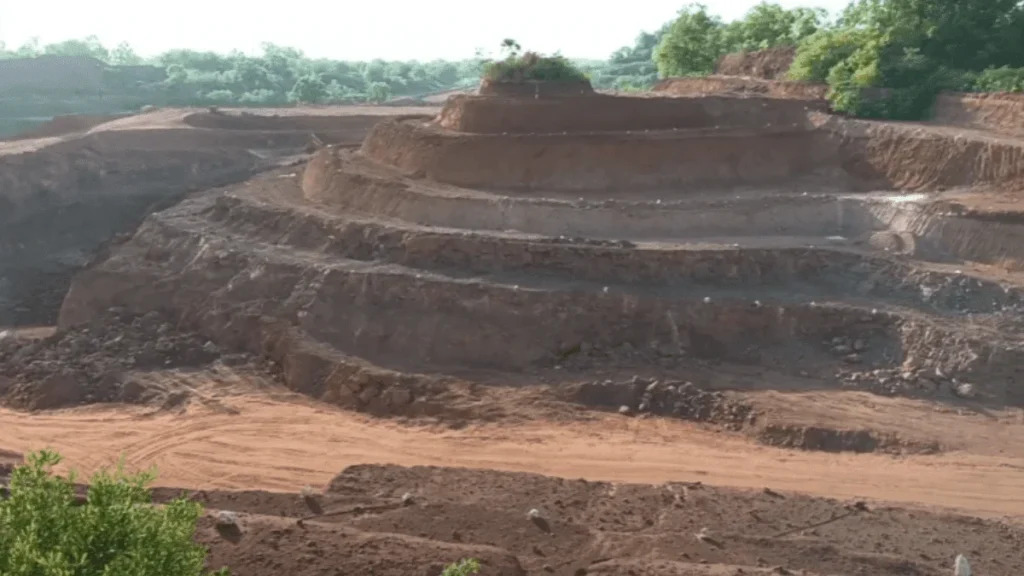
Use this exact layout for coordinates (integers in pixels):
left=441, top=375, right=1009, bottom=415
left=437, top=93, right=820, bottom=134
left=3, top=114, right=131, bottom=141
left=715, top=46, right=797, bottom=79
left=183, top=111, right=396, bottom=133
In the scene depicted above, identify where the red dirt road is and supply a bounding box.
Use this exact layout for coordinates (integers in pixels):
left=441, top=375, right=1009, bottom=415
left=4, top=387, right=1023, bottom=519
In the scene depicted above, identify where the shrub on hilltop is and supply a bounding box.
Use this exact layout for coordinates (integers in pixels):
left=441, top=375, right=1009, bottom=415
left=0, top=450, right=227, bottom=576
left=481, top=39, right=589, bottom=83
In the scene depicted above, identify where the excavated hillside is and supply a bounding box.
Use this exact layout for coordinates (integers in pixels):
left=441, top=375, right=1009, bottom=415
left=46, top=86, right=1024, bottom=430
left=0, top=106, right=436, bottom=326
left=5, top=80, right=1024, bottom=575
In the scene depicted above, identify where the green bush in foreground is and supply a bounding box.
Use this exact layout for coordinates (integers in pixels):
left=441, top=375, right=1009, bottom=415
left=442, top=558, right=480, bottom=576
left=0, top=450, right=226, bottom=576
left=481, top=39, right=588, bottom=83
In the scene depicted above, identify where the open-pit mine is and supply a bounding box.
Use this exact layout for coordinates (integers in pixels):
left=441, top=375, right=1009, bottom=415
left=3, top=77, right=1024, bottom=575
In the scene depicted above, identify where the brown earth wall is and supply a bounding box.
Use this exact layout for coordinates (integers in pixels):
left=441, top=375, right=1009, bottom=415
left=931, top=92, right=1024, bottom=135
left=362, top=120, right=841, bottom=191
left=436, top=94, right=821, bottom=134
left=56, top=193, right=1024, bottom=405
left=56, top=206, right=903, bottom=375
left=821, top=115, right=1024, bottom=191
left=653, top=76, right=828, bottom=101
left=715, top=47, right=797, bottom=80
left=364, top=115, right=1024, bottom=193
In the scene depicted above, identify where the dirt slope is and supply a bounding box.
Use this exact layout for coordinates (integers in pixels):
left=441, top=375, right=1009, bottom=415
left=0, top=105, right=438, bottom=326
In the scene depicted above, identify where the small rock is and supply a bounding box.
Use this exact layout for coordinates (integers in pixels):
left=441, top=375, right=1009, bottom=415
left=215, top=510, right=239, bottom=527
left=954, top=554, right=972, bottom=576
left=618, top=405, right=632, bottom=416
left=401, top=492, right=414, bottom=506
left=528, top=508, right=542, bottom=519
left=954, top=383, right=977, bottom=399
left=387, top=388, right=413, bottom=407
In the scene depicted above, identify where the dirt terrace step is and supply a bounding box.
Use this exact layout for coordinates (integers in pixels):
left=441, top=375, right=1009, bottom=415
left=302, top=152, right=1024, bottom=266
left=205, top=187, right=1024, bottom=320
left=60, top=202, right=1024, bottom=406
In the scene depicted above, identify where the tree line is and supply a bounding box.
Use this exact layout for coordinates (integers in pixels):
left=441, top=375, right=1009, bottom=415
left=655, top=0, right=1024, bottom=119
left=2, top=0, right=1023, bottom=117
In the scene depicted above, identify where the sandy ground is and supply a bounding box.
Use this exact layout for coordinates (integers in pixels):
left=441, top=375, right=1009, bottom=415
left=4, top=383, right=1024, bottom=519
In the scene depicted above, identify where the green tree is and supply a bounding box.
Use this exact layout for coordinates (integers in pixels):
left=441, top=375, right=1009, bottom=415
left=366, top=81, right=392, bottom=103
left=790, top=0, right=1024, bottom=118
left=654, top=4, right=728, bottom=77
left=0, top=450, right=226, bottom=576
left=289, top=73, right=328, bottom=103
left=109, top=41, right=144, bottom=66
left=42, top=35, right=110, bottom=60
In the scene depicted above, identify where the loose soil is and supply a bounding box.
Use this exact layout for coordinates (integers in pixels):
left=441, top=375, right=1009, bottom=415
left=6, top=81, right=1024, bottom=575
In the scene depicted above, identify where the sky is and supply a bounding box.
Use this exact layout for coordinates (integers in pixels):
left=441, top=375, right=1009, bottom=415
left=0, top=0, right=852, bottom=61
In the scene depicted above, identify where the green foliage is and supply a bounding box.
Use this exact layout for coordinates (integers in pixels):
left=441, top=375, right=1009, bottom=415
left=288, top=73, right=329, bottom=104
left=654, top=2, right=825, bottom=78
left=0, top=450, right=226, bottom=576
left=791, top=0, right=1024, bottom=119
left=481, top=40, right=588, bottom=83
left=787, top=28, right=869, bottom=83
left=723, top=4, right=827, bottom=52
left=654, top=4, right=729, bottom=77
left=974, top=66, right=1024, bottom=92
left=441, top=558, right=480, bottom=576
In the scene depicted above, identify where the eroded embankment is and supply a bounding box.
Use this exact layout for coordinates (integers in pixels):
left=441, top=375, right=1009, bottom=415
left=362, top=120, right=843, bottom=192
left=0, top=138, right=262, bottom=325
left=931, top=91, right=1024, bottom=136
left=0, top=108, right=420, bottom=326
left=653, top=75, right=828, bottom=101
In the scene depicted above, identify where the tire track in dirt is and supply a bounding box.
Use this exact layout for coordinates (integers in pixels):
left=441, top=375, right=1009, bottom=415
left=4, top=393, right=1024, bottom=517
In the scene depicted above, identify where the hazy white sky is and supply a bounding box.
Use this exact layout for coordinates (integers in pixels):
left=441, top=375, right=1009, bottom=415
left=0, top=0, right=852, bottom=61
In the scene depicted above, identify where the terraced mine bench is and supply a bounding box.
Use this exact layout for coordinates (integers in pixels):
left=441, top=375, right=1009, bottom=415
left=33, top=78, right=1024, bottom=453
